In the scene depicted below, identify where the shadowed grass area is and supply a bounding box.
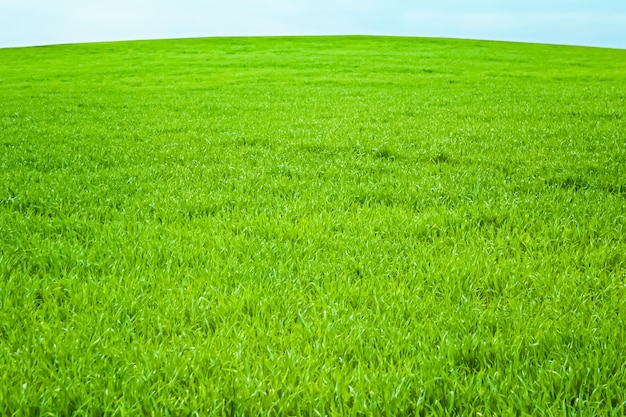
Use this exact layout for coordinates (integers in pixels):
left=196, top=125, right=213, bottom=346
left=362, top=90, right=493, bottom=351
left=1, top=35, right=626, bottom=415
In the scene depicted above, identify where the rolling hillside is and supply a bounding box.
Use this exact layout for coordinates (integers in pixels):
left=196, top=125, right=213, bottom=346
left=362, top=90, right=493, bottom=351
left=1, top=36, right=626, bottom=415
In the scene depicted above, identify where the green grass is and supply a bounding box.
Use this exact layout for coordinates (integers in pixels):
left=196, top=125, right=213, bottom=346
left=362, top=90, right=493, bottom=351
left=1, top=35, right=626, bottom=415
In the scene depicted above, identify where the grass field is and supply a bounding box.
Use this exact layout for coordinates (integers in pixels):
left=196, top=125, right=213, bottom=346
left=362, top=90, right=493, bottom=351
left=1, top=35, right=626, bottom=415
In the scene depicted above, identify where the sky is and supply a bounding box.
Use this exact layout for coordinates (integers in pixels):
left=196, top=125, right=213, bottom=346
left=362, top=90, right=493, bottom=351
left=1, top=0, right=625, bottom=49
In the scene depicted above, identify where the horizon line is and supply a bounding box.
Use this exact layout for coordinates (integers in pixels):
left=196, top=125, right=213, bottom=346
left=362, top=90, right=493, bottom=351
left=2, top=34, right=625, bottom=52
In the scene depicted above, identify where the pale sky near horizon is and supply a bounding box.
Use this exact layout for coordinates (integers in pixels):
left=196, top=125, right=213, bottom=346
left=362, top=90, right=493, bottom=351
left=1, top=0, right=625, bottom=49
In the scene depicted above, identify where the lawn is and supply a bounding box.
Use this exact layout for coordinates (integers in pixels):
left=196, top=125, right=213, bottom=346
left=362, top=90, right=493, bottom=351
left=1, top=35, right=626, bottom=415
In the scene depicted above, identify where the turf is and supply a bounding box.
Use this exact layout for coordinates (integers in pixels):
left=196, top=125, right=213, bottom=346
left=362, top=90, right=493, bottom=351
left=1, top=35, right=626, bottom=415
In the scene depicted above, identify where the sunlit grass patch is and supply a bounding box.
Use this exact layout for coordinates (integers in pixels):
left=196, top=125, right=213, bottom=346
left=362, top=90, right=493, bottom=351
left=1, top=36, right=625, bottom=415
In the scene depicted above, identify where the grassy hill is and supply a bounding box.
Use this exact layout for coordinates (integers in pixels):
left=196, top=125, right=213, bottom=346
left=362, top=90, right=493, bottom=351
left=1, top=36, right=625, bottom=415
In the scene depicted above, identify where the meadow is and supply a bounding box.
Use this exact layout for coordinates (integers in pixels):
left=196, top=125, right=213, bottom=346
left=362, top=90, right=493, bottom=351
left=1, top=35, right=625, bottom=415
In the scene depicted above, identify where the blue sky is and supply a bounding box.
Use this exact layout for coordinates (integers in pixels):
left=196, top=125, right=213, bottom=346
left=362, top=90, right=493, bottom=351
left=1, top=0, right=625, bottom=49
